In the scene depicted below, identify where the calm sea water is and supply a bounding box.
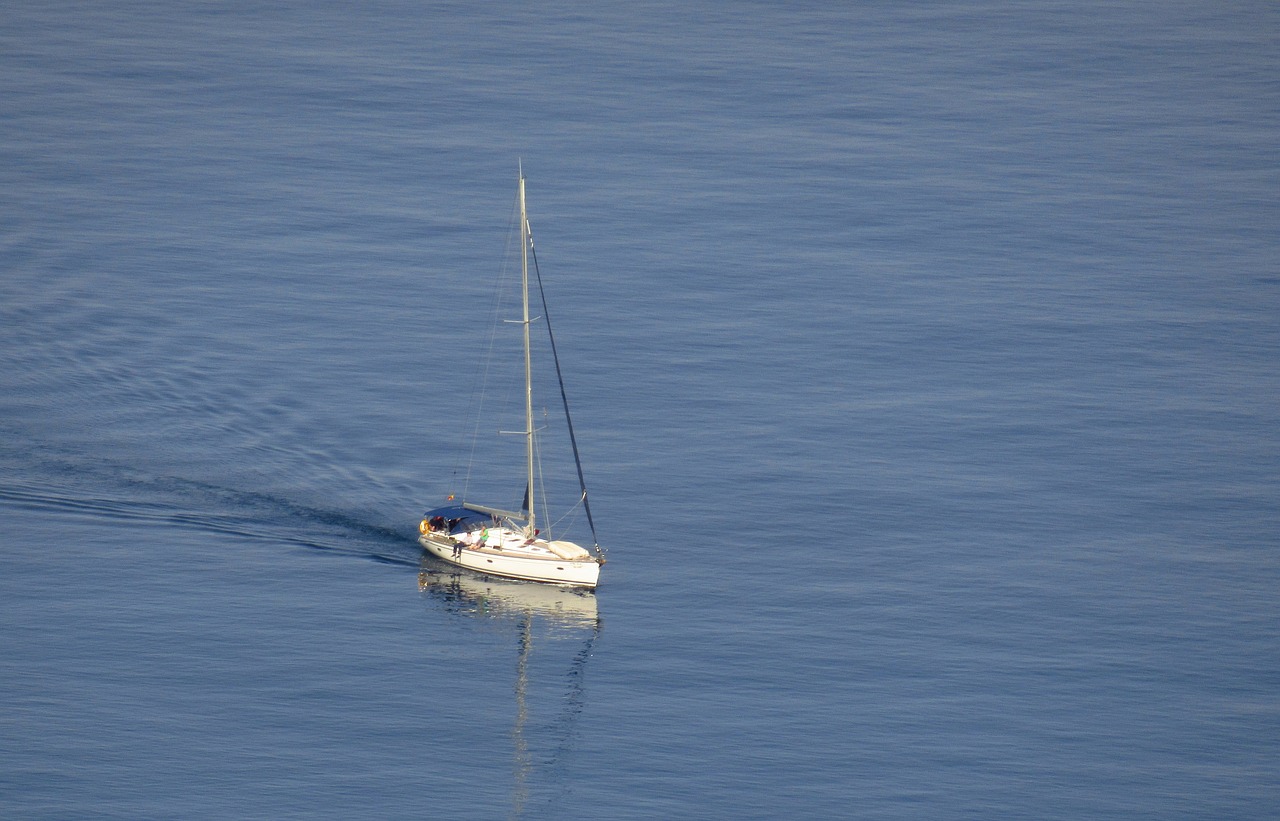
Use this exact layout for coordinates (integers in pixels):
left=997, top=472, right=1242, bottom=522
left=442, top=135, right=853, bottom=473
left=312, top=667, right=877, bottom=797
left=2, top=2, right=1277, bottom=818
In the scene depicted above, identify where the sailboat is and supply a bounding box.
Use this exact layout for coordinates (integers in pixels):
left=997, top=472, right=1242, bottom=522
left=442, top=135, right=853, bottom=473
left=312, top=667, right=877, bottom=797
left=419, top=168, right=605, bottom=589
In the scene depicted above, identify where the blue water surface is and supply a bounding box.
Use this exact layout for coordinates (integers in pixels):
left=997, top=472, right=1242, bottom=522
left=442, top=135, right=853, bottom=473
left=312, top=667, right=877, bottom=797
left=2, top=2, right=1277, bottom=818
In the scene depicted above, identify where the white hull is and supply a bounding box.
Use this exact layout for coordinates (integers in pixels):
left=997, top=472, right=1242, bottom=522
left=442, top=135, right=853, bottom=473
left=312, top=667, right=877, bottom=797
left=419, top=533, right=601, bottom=589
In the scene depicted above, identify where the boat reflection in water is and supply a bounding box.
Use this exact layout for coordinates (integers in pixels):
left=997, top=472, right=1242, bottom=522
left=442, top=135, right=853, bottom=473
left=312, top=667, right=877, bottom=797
left=418, top=558, right=599, bottom=816
left=418, top=560, right=599, bottom=628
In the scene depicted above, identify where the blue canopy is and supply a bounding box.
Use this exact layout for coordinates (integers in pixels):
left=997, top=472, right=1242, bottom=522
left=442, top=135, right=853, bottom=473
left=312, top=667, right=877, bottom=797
left=422, top=505, right=495, bottom=533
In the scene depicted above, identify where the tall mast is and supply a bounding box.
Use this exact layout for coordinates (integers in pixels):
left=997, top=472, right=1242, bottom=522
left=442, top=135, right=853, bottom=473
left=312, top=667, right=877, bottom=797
left=519, top=166, right=536, bottom=537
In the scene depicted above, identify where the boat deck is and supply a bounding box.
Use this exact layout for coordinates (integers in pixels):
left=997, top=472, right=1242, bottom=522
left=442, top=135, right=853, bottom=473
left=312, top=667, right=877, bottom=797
left=425, top=527, right=592, bottom=562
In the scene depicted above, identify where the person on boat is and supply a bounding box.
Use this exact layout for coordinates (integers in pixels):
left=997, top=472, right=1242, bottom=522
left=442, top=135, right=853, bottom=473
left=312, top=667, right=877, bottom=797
left=452, top=538, right=463, bottom=559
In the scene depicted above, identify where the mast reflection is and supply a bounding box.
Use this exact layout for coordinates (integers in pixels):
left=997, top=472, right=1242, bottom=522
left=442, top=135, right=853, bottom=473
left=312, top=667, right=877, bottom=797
left=418, top=559, right=600, bottom=818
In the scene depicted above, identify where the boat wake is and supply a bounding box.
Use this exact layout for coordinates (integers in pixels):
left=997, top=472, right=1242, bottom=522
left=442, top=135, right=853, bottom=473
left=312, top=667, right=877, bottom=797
left=0, top=471, right=420, bottom=568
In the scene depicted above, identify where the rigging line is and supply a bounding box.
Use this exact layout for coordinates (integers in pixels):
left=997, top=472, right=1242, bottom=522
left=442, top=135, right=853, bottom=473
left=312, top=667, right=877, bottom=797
left=528, top=235, right=601, bottom=554
left=531, top=418, right=581, bottom=537
left=545, top=488, right=584, bottom=535
left=533, top=424, right=549, bottom=537
left=454, top=190, right=523, bottom=502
